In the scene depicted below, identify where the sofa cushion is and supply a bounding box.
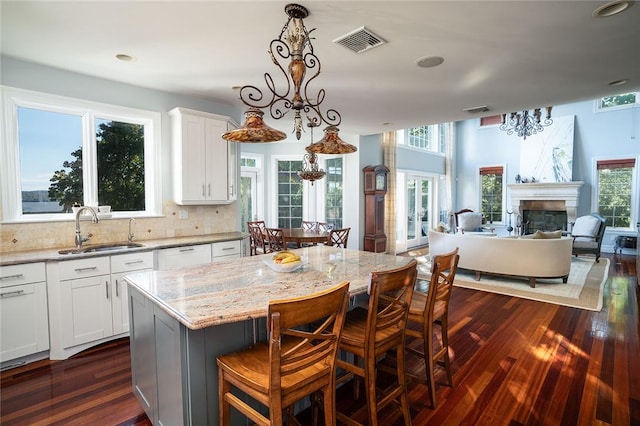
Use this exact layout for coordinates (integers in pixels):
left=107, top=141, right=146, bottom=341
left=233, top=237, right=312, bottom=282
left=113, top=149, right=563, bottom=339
left=458, top=212, right=483, bottom=232
left=532, top=230, right=563, bottom=239
left=572, top=215, right=601, bottom=239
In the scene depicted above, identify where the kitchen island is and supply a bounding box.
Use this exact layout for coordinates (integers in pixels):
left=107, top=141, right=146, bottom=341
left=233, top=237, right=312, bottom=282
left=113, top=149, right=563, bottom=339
left=124, top=245, right=414, bottom=425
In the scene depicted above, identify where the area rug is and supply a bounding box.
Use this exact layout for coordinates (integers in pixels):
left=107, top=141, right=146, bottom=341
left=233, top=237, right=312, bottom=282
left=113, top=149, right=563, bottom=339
left=415, top=256, right=609, bottom=311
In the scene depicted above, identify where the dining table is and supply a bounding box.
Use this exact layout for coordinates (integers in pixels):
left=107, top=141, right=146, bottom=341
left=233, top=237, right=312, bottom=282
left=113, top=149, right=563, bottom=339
left=280, top=227, right=331, bottom=247
left=124, top=246, right=415, bottom=425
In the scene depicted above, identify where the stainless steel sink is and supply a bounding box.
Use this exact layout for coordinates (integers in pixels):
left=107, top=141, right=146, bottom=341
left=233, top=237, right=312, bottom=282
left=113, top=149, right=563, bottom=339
left=58, top=242, right=144, bottom=255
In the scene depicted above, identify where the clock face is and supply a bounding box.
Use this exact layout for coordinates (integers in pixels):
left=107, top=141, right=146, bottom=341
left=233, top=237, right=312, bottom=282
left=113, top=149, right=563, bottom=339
left=376, top=174, right=386, bottom=190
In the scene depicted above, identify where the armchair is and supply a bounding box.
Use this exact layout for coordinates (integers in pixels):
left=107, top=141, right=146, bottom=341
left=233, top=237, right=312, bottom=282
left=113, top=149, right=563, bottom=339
left=570, top=213, right=606, bottom=262
left=454, top=209, right=495, bottom=234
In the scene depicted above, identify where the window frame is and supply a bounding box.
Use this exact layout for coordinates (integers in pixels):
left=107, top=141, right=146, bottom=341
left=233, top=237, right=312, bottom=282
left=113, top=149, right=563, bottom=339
left=1, top=86, right=162, bottom=222
left=592, top=156, right=638, bottom=231
left=397, top=123, right=448, bottom=154
left=478, top=164, right=506, bottom=225
left=323, top=156, right=344, bottom=229
left=271, top=155, right=305, bottom=229
left=595, top=92, right=639, bottom=113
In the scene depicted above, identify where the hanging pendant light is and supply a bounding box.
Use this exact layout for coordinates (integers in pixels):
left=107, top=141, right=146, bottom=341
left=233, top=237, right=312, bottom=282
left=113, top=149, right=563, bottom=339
left=306, top=125, right=357, bottom=154
left=297, top=121, right=326, bottom=185
left=221, top=107, right=287, bottom=142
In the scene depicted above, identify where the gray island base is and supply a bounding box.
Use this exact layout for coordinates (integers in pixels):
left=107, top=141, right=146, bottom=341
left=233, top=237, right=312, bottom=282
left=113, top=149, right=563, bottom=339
left=125, top=246, right=414, bottom=425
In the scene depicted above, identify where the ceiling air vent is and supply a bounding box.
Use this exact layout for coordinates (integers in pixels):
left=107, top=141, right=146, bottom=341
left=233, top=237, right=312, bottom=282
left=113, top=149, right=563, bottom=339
left=333, top=27, right=386, bottom=54
left=463, top=105, right=490, bottom=114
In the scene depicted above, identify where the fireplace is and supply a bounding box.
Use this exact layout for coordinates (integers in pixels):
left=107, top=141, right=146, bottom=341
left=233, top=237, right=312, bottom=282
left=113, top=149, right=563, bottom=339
left=508, top=182, right=584, bottom=233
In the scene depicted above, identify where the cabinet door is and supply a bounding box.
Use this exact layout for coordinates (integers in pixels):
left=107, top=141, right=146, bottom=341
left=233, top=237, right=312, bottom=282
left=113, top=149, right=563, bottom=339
left=60, top=274, right=113, bottom=348
left=111, top=271, right=151, bottom=335
left=0, top=282, right=49, bottom=362
left=181, top=114, right=208, bottom=202
left=129, top=287, right=157, bottom=421
left=205, top=118, right=230, bottom=201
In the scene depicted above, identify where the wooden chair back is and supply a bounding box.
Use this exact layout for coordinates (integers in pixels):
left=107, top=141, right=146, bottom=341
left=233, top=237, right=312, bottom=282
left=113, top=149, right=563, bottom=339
left=266, top=228, right=286, bottom=252
left=453, top=209, right=473, bottom=229
left=327, top=227, right=350, bottom=248
left=247, top=222, right=270, bottom=255
left=301, top=221, right=317, bottom=232
left=317, top=222, right=333, bottom=233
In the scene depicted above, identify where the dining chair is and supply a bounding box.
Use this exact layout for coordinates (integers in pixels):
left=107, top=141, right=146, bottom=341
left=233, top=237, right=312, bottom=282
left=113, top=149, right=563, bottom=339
left=266, top=228, right=287, bottom=252
left=247, top=221, right=270, bottom=255
left=335, top=259, right=417, bottom=426
left=405, top=248, right=459, bottom=408
left=301, top=221, right=318, bottom=232
left=317, top=222, right=333, bottom=233
left=217, top=281, right=350, bottom=426
left=327, top=227, right=350, bottom=248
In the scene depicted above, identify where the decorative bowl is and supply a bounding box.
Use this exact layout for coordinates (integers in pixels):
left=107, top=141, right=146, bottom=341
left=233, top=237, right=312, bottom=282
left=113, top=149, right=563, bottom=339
left=262, top=256, right=307, bottom=273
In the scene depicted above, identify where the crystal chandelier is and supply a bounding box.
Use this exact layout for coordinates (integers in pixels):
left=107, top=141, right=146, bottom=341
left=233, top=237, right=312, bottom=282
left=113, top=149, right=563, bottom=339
left=499, top=106, right=553, bottom=140
left=222, top=3, right=353, bottom=152
left=297, top=121, right=326, bottom=185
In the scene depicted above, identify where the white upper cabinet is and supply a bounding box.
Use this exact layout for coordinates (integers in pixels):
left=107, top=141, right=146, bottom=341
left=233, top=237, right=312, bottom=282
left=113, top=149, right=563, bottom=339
left=169, top=107, right=237, bottom=205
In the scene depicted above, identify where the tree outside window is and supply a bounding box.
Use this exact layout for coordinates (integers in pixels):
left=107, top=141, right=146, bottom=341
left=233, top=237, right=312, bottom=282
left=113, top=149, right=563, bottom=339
left=597, top=159, right=635, bottom=229
left=480, top=166, right=503, bottom=223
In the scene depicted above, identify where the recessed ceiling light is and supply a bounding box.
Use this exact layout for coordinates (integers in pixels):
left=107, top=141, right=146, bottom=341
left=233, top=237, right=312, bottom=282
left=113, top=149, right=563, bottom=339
left=115, top=53, right=136, bottom=62
left=592, top=0, right=633, bottom=18
left=608, top=78, right=629, bottom=86
left=415, top=56, right=444, bottom=68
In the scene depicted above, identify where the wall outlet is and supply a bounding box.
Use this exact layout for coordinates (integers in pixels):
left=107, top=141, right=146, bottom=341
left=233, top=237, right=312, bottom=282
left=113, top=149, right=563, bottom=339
left=179, top=210, right=188, bottom=219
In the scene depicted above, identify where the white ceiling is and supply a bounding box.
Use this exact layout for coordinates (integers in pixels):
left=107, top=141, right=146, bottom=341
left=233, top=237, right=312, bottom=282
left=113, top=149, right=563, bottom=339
left=2, top=1, right=639, bottom=136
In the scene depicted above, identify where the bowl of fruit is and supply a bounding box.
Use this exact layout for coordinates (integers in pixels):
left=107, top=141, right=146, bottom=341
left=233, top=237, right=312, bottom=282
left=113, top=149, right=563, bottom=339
left=263, top=251, right=306, bottom=272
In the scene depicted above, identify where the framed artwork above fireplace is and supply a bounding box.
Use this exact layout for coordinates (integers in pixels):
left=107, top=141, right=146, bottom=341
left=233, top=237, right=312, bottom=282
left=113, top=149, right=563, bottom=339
left=519, top=115, right=575, bottom=183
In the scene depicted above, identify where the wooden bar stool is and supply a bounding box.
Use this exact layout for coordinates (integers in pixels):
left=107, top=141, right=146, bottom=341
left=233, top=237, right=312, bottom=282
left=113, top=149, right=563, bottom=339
left=217, top=281, right=350, bottom=426
left=327, top=227, right=350, bottom=248
left=405, top=248, right=459, bottom=408
left=266, top=227, right=287, bottom=252
left=335, top=259, right=417, bottom=426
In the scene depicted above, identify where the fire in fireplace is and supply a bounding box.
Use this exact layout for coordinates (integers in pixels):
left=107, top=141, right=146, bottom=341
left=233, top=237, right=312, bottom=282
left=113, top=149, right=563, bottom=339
left=522, top=210, right=568, bottom=234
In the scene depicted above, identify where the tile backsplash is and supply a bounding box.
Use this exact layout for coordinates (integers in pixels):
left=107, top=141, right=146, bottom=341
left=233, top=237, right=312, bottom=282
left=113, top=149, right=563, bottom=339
left=0, top=202, right=238, bottom=254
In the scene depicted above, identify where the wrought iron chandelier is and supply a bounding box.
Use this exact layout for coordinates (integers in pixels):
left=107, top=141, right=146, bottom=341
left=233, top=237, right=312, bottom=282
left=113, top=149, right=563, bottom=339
left=499, top=106, right=553, bottom=140
left=297, top=121, right=326, bottom=184
left=222, top=3, right=355, bottom=153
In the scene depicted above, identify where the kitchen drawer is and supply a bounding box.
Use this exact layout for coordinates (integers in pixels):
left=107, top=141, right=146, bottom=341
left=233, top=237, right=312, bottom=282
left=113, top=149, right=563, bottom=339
left=0, top=262, right=46, bottom=288
left=156, top=244, right=211, bottom=270
left=58, top=256, right=110, bottom=281
left=211, top=240, right=241, bottom=258
left=111, top=251, right=154, bottom=274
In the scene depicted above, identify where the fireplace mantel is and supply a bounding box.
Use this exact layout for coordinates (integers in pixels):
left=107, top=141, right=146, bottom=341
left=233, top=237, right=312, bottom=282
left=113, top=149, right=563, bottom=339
left=508, top=181, right=584, bottom=226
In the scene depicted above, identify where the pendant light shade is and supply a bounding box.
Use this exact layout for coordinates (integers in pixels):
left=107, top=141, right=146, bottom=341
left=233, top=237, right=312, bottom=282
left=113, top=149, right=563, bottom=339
left=305, top=125, right=357, bottom=154
left=222, top=107, right=287, bottom=142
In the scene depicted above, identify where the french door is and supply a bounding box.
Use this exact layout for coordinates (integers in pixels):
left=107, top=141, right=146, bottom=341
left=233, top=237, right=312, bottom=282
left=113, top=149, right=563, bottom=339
left=406, top=175, right=433, bottom=248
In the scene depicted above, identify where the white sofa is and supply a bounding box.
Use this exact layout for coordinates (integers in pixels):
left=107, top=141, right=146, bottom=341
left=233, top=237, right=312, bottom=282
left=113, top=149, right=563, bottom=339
left=428, top=230, right=573, bottom=288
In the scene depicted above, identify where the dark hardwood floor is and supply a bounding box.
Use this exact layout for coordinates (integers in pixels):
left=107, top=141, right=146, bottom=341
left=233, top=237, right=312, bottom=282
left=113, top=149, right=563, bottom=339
left=1, top=253, right=638, bottom=425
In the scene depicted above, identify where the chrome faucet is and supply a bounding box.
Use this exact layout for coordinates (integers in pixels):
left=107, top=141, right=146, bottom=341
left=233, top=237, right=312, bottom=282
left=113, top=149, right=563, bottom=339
left=128, top=218, right=135, bottom=243
left=75, top=207, right=99, bottom=249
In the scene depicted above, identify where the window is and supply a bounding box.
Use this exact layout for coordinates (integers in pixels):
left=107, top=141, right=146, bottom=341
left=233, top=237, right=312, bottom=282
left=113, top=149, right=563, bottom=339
left=400, top=124, right=447, bottom=153
left=597, top=92, right=639, bottom=111
left=479, top=115, right=503, bottom=127
left=2, top=87, right=161, bottom=221
left=479, top=166, right=504, bottom=223
left=240, top=154, right=263, bottom=231
left=596, top=158, right=636, bottom=229
left=325, top=158, right=343, bottom=228
left=276, top=159, right=303, bottom=228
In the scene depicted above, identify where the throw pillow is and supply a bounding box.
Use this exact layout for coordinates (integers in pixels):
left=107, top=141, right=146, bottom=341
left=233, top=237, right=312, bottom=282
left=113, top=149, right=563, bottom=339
left=532, top=230, right=563, bottom=239
left=572, top=215, right=601, bottom=238
left=458, top=212, right=482, bottom=231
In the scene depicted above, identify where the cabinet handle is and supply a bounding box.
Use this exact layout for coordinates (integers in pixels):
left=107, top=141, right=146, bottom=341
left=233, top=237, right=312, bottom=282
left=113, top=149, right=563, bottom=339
left=115, top=279, right=119, bottom=297
left=0, top=273, right=24, bottom=281
left=0, top=289, right=25, bottom=298
left=208, top=184, right=211, bottom=197
left=106, top=281, right=109, bottom=299
left=124, top=259, right=145, bottom=265
left=75, top=266, right=98, bottom=272
left=179, top=247, right=195, bottom=252
left=202, top=184, right=206, bottom=197
left=222, top=247, right=235, bottom=251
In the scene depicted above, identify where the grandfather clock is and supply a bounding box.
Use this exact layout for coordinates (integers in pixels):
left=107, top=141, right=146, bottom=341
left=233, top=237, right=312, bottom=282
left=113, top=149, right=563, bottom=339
left=363, top=165, right=389, bottom=252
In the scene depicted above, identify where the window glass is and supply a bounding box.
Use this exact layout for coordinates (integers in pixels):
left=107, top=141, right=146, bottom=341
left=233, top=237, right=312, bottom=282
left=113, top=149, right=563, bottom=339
left=480, top=166, right=503, bottom=223
left=276, top=160, right=303, bottom=228
left=19, top=107, right=83, bottom=214
left=599, top=92, right=637, bottom=110
left=325, top=158, right=343, bottom=228
left=597, top=159, right=635, bottom=229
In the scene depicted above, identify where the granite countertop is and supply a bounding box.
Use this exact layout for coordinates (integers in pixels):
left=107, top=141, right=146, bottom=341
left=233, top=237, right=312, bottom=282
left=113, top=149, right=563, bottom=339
left=0, top=232, right=247, bottom=266
left=124, top=246, right=414, bottom=330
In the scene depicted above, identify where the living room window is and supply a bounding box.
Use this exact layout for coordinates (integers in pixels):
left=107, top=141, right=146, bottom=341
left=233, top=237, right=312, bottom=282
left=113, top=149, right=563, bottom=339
left=399, top=124, right=447, bottom=153
left=1, top=87, right=161, bottom=222
left=596, top=92, right=639, bottom=112
left=595, top=158, right=637, bottom=229
left=479, top=165, right=504, bottom=224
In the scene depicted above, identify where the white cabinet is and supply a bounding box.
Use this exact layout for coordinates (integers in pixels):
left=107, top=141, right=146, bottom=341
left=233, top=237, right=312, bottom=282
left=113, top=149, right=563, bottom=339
left=0, top=262, right=49, bottom=364
left=48, top=251, right=154, bottom=359
left=169, top=107, right=238, bottom=205
left=156, top=244, right=212, bottom=270
left=211, top=240, right=241, bottom=262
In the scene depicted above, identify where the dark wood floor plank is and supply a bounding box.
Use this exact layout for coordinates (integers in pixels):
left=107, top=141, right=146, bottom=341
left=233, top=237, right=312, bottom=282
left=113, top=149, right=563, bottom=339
left=1, top=253, right=638, bottom=426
